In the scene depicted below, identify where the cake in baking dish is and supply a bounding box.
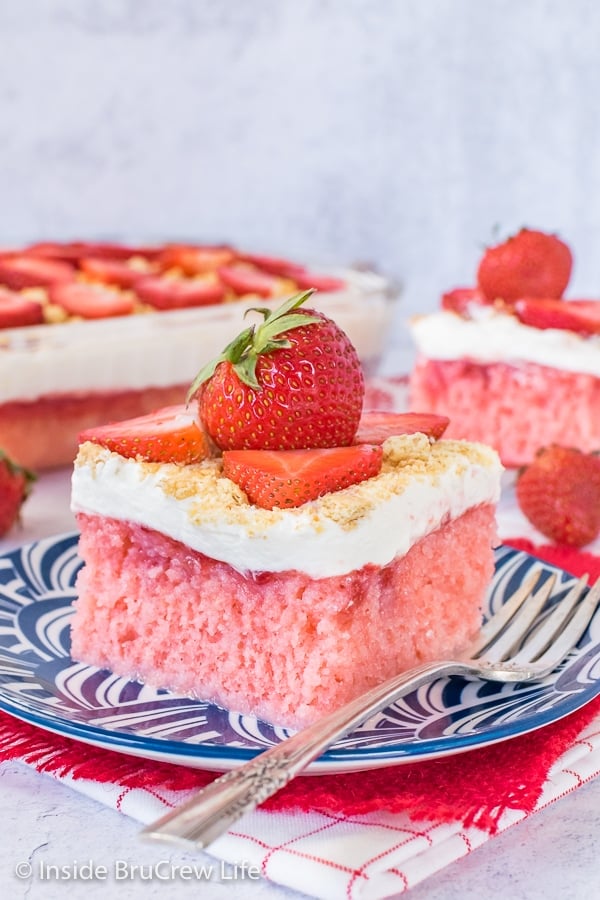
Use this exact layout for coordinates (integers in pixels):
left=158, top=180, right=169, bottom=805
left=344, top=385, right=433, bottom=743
left=409, top=228, right=600, bottom=466
left=0, top=240, right=394, bottom=470
left=69, top=291, right=502, bottom=729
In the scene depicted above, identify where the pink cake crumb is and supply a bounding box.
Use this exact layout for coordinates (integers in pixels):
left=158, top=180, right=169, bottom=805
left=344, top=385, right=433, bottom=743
left=71, top=505, right=497, bottom=729
left=410, top=357, right=600, bottom=467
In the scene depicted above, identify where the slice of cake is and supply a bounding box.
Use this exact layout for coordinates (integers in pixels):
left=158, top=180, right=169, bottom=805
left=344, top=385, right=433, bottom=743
left=70, top=291, right=502, bottom=729
left=409, top=228, right=600, bottom=466
left=0, top=240, right=394, bottom=470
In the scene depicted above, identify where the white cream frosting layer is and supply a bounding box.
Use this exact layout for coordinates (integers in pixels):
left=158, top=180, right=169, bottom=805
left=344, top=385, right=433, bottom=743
left=0, top=270, right=393, bottom=403
left=410, top=307, right=600, bottom=376
left=71, top=435, right=502, bottom=579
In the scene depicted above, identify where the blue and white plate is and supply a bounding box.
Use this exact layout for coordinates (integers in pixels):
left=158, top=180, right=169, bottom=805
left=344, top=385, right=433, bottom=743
left=0, top=533, right=599, bottom=774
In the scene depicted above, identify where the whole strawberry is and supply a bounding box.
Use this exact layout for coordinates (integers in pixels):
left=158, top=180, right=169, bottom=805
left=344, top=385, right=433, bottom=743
left=477, top=228, right=572, bottom=303
left=516, top=445, right=600, bottom=547
left=188, top=290, right=365, bottom=451
left=0, top=451, right=35, bottom=536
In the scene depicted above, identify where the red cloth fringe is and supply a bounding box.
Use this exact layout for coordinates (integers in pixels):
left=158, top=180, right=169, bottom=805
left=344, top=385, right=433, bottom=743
left=0, top=537, right=597, bottom=836
left=503, top=538, right=600, bottom=583
left=2, top=693, right=600, bottom=835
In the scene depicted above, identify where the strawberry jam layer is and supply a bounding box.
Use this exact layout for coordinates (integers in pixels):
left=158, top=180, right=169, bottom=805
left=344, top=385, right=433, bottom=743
left=410, top=357, right=600, bottom=467
left=71, top=505, right=497, bottom=729
left=0, top=385, right=187, bottom=470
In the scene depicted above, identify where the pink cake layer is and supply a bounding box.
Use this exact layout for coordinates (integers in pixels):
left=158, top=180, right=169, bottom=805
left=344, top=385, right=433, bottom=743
left=0, top=384, right=187, bottom=470
left=410, top=357, right=600, bottom=467
left=71, top=505, right=497, bottom=729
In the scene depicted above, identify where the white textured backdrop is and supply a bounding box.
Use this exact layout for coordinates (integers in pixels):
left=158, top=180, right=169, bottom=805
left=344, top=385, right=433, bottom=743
left=1, top=0, right=599, bottom=365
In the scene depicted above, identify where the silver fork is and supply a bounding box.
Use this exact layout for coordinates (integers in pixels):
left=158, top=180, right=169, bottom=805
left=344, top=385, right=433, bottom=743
left=142, top=570, right=600, bottom=851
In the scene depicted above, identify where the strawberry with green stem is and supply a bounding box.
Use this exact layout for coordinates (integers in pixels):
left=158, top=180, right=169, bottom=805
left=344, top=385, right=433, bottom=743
left=188, top=290, right=365, bottom=451
left=0, top=451, right=35, bottom=536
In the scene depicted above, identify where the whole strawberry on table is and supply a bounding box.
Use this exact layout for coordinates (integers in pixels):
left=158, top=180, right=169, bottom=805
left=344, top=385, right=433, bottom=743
left=0, top=451, right=35, bottom=537
left=516, top=445, right=600, bottom=548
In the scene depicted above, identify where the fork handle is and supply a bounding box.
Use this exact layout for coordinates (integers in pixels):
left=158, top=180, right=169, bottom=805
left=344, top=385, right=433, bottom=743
left=142, top=659, right=471, bottom=850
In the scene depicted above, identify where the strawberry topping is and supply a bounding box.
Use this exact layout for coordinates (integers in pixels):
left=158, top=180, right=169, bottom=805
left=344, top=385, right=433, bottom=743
left=217, top=265, right=279, bottom=297
left=80, top=257, right=150, bottom=289
left=135, top=275, right=226, bottom=309
left=441, top=286, right=492, bottom=316
left=190, top=290, right=365, bottom=451
left=476, top=228, right=572, bottom=302
left=355, top=411, right=450, bottom=444
left=48, top=283, right=135, bottom=319
left=79, top=405, right=209, bottom=465
left=516, top=445, right=600, bottom=547
left=291, top=270, right=346, bottom=292
left=0, top=289, right=44, bottom=328
left=159, top=245, right=235, bottom=275
left=222, top=444, right=383, bottom=509
left=514, top=297, right=600, bottom=335
left=0, top=255, right=75, bottom=290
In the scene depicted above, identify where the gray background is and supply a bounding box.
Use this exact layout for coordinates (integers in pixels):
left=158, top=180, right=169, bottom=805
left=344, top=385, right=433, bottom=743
left=2, top=0, right=599, bottom=363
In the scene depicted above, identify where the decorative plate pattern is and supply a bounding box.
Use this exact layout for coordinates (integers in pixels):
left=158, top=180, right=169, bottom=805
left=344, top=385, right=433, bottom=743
left=0, top=533, right=599, bottom=774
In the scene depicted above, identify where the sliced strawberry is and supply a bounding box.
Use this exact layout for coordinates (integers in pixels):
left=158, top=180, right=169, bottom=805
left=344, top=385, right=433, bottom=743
left=291, top=270, right=346, bottom=292
left=24, top=242, right=88, bottom=262
left=159, top=245, right=235, bottom=275
left=513, top=297, right=600, bottom=335
left=0, top=289, right=44, bottom=328
left=0, top=256, right=75, bottom=289
left=222, top=444, right=383, bottom=509
left=79, top=405, right=209, bottom=465
left=135, top=275, right=225, bottom=309
left=80, top=257, right=149, bottom=289
left=26, top=241, right=161, bottom=262
left=441, top=286, right=492, bottom=315
left=237, top=253, right=305, bottom=277
left=355, top=411, right=450, bottom=444
left=48, top=283, right=135, bottom=319
left=217, top=265, right=279, bottom=297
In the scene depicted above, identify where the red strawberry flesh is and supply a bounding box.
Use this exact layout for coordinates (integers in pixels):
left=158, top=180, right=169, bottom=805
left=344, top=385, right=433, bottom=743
left=135, top=275, right=226, bottom=309
left=48, top=283, right=135, bottom=319
left=514, top=297, right=600, bottom=335
left=0, top=256, right=75, bottom=290
left=0, top=290, right=44, bottom=328
left=355, top=411, right=450, bottom=444
left=222, top=444, right=383, bottom=509
left=79, top=405, right=209, bottom=465
left=217, top=265, right=279, bottom=297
